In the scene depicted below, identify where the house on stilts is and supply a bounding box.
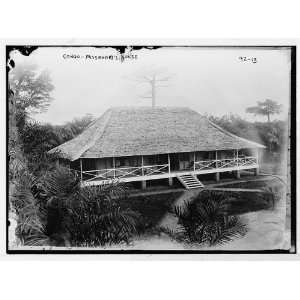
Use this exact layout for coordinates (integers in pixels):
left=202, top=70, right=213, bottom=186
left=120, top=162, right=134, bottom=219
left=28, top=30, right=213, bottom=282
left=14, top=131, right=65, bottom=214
left=49, top=107, right=266, bottom=189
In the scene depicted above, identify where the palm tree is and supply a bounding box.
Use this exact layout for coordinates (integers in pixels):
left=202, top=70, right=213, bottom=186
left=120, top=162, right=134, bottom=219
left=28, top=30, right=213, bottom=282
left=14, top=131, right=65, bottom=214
left=11, top=171, right=50, bottom=246
left=162, top=191, right=247, bottom=246
left=12, top=166, right=141, bottom=247
left=42, top=167, right=140, bottom=247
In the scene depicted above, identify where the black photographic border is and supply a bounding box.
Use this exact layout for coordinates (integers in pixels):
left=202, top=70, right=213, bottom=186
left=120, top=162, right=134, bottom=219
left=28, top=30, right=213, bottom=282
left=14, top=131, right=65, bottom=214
left=5, top=44, right=297, bottom=255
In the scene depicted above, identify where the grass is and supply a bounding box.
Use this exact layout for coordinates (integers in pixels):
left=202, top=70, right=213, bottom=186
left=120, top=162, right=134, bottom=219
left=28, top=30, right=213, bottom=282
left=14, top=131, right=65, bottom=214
left=216, top=178, right=284, bottom=193
left=216, top=180, right=274, bottom=189
left=116, top=187, right=275, bottom=235
left=205, top=191, right=274, bottom=215
left=206, top=179, right=283, bottom=214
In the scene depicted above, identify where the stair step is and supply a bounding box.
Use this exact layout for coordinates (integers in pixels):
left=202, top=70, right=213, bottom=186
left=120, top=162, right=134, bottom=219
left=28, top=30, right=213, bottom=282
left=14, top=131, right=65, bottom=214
left=177, top=174, right=204, bottom=190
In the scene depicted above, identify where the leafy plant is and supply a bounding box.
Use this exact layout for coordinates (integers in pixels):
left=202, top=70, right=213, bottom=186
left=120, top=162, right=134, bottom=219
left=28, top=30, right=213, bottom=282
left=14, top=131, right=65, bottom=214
left=11, top=172, right=50, bottom=246
left=66, top=185, right=140, bottom=247
left=162, top=191, right=247, bottom=246
left=41, top=167, right=140, bottom=247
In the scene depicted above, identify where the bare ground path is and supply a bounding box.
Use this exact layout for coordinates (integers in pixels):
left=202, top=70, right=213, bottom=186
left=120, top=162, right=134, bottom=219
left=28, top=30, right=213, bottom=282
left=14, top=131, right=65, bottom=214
left=158, top=189, right=200, bottom=229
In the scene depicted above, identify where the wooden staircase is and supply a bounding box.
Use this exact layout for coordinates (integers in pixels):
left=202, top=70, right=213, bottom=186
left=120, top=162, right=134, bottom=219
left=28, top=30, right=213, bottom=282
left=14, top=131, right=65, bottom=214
left=177, top=174, right=204, bottom=189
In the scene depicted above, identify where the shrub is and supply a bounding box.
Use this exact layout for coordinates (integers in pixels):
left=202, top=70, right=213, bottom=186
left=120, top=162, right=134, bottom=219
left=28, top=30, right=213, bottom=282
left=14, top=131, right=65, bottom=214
left=41, top=167, right=141, bottom=247
left=162, top=191, right=247, bottom=246
left=65, top=185, right=140, bottom=247
left=11, top=171, right=50, bottom=246
left=11, top=166, right=141, bottom=248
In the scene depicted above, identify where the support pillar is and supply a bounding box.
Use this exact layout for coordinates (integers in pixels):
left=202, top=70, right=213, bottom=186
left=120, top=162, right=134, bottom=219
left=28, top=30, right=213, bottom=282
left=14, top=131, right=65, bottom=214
left=168, top=177, right=173, bottom=186
left=142, top=180, right=147, bottom=189
left=215, top=172, right=220, bottom=182
left=113, top=156, right=116, bottom=178
left=235, top=170, right=240, bottom=179
left=193, top=152, right=196, bottom=171
left=141, top=155, right=144, bottom=176
left=167, top=154, right=171, bottom=174
left=254, top=167, right=259, bottom=176
left=80, top=158, right=83, bottom=182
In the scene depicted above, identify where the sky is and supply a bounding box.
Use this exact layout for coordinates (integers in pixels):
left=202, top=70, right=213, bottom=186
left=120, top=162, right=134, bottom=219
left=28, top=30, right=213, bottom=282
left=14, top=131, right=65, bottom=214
left=10, top=46, right=291, bottom=125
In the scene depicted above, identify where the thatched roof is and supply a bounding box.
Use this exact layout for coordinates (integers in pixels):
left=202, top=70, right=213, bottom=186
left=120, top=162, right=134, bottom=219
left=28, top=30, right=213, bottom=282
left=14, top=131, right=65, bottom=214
left=49, top=107, right=265, bottom=161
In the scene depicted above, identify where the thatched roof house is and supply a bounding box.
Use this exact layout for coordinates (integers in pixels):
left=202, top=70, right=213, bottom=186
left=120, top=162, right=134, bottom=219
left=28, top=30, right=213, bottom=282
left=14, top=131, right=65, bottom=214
left=50, top=107, right=265, bottom=189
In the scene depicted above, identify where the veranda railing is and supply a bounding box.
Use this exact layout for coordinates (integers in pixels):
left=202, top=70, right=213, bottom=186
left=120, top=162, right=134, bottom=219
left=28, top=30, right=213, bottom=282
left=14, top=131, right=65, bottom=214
left=75, top=156, right=257, bottom=182
left=194, top=156, right=257, bottom=171
left=79, top=164, right=169, bottom=182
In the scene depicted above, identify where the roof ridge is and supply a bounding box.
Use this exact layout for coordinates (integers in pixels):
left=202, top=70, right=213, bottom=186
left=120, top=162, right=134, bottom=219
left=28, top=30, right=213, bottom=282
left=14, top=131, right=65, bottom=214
left=80, top=108, right=113, bottom=157
left=48, top=108, right=113, bottom=160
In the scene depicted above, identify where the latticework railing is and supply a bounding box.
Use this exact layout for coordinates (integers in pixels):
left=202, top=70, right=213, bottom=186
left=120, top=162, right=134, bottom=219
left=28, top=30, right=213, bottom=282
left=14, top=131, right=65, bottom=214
left=194, top=156, right=257, bottom=171
left=79, top=164, right=169, bottom=182
left=76, top=156, right=257, bottom=183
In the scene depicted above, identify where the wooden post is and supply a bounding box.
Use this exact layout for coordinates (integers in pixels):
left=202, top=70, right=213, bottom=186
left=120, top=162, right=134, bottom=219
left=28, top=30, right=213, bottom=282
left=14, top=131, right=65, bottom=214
left=235, top=150, right=240, bottom=179
left=141, top=155, right=144, bottom=176
left=193, top=152, right=196, bottom=171
left=215, top=150, right=218, bottom=168
left=113, top=157, right=116, bottom=178
left=255, top=148, right=259, bottom=176
left=80, top=158, right=83, bottom=182
left=168, top=154, right=171, bottom=174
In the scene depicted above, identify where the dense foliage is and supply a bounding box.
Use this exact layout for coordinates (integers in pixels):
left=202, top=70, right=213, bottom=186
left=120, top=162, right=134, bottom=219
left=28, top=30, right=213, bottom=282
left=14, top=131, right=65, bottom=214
left=11, top=171, right=49, bottom=246
left=43, top=168, right=141, bottom=246
left=11, top=167, right=141, bottom=247
left=9, top=63, right=54, bottom=132
left=208, top=114, right=287, bottom=154
left=9, top=64, right=141, bottom=248
left=19, top=115, right=94, bottom=176
left=162, top=191, right=247, bottom=246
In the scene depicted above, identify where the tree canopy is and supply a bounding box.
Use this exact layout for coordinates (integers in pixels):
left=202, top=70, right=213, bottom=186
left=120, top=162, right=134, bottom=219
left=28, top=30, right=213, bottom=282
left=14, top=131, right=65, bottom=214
left=246, top=99, right=282, bottom=122
left=9, top=63, right=54, bottom=114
